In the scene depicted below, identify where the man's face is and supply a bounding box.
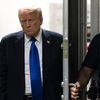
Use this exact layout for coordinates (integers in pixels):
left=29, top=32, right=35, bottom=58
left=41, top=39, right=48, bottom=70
left=19, top=11, right=42, bottom=37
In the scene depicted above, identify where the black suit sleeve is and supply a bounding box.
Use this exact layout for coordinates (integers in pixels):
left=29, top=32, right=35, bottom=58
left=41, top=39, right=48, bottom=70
left=0, top=39, right=7, bottom=100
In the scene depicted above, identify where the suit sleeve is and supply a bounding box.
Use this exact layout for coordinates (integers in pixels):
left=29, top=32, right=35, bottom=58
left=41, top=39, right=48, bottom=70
left=0, top=39, right=7, bottom=100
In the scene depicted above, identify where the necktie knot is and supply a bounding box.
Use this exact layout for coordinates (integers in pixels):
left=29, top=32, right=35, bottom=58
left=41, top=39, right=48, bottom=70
left=30, top=37, right=37, bottom=43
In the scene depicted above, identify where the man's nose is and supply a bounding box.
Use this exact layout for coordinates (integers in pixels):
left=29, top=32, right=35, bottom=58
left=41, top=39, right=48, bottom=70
left=26, top=21, right=31, bottom=27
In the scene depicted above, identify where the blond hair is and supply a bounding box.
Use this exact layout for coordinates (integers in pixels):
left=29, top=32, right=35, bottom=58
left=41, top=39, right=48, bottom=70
left=18, top=5, right=42, bottom=18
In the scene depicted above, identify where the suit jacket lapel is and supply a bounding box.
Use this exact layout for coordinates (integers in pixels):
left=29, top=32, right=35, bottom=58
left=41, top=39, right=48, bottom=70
left=42, top=30, right=50, bottom=86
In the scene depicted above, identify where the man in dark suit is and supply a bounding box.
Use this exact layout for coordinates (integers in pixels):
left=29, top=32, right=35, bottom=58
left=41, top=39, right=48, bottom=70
left=0, top=5, right=63, bottom=100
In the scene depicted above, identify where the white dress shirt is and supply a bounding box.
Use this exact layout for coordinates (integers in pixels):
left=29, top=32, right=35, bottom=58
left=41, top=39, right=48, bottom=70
left=25, top=29, right=42, bottom=94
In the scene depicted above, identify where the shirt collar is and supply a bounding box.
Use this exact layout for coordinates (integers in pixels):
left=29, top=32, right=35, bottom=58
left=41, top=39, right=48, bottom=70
left=35, top=28, right=42, bottom=43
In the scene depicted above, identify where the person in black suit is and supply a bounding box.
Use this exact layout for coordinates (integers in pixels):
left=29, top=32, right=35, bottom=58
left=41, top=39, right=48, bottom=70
left=0, top=5, right=63, bottom=100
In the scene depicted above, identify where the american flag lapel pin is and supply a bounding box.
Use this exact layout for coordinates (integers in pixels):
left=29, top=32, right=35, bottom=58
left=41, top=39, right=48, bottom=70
left=47, top=40, right=50, bottom=44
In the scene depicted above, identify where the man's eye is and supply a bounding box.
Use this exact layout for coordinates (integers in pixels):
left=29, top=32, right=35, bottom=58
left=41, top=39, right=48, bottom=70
left=21, top=20, right=26, bottom=23
left=28, top=19, right=33, bottom=22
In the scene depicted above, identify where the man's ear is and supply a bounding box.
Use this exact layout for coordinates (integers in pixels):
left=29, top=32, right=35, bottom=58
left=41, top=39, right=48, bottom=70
left=40, top=16, right=43, bottom=25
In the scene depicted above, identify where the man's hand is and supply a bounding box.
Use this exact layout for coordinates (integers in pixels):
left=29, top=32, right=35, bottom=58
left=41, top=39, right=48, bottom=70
left=70, top=82, right=80, bottom=99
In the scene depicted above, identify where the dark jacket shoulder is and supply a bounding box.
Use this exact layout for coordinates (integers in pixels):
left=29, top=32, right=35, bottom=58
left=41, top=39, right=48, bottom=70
left=1, top=31, right=24, bottom=42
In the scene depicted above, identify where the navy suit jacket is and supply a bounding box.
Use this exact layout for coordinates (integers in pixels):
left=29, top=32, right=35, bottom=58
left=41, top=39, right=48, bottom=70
left=0, top=29, right=63, bottom=100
